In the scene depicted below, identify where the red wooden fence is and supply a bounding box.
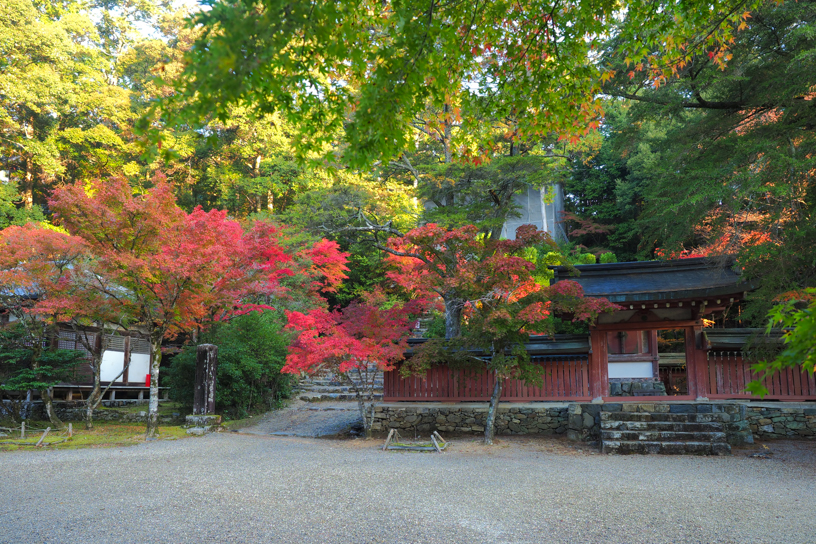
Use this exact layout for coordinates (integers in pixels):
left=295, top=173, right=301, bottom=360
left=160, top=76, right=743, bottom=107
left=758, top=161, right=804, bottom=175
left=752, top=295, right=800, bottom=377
left=705, top=351, right=816, bottom=400
left=383, top=356, right=591, bottom=401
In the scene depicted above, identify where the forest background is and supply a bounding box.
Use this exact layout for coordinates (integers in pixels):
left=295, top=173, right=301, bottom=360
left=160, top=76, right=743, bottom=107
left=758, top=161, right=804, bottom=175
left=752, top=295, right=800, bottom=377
left=1, top=0, right=815, bottom=418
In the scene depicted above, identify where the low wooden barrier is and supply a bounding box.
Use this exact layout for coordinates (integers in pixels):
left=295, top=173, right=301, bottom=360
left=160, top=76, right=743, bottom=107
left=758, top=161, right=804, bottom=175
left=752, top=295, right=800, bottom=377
left=705, top=351, right=816, bottom=400
left=383, top=356, right=591, bottom=402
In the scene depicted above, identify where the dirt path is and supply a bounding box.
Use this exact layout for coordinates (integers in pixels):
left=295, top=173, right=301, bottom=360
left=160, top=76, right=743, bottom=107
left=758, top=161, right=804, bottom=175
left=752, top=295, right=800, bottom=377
left=239, top=399, right=363, bottom=437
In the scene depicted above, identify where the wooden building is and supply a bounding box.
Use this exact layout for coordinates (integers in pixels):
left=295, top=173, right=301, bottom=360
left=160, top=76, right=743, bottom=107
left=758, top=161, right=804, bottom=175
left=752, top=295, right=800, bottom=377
left=383, top=258, right=816, bottom=402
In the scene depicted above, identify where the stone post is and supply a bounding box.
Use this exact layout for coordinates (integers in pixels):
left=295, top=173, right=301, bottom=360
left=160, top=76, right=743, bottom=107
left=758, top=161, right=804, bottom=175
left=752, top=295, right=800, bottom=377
left=193, top=344, right=218, bottom=415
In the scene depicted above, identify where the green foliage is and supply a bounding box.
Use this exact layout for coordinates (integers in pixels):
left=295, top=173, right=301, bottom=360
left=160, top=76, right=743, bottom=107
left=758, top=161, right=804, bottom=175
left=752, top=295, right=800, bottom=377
left=166, top=311, right=294, bottom=418
left=563, top=103, right=647, bottom=261
left=0, top=324, right=85, bottom=392
left=0, top=180, right=45, bottom=228
left=166, top=0, right=758, bottom=168
left=599, top=252, right=617, bottom=264
left=746, top=290, right=816, bottom=398
left=599, top=2, right=816, bottom=321
left=422, top=313, right=447, bottom=340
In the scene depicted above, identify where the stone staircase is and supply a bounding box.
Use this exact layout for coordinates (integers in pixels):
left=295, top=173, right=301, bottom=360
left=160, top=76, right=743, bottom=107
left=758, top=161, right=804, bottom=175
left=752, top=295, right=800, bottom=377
left=600, top=404, right=741, bottom=455
left=296, top=372, right=384, bottom=403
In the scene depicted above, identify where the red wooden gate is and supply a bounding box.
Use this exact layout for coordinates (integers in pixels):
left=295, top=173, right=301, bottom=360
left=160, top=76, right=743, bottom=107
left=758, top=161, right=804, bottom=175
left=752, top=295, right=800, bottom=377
left=383, top=356, right=591, bottom=401
left=705, top=351, right=816, bottom=400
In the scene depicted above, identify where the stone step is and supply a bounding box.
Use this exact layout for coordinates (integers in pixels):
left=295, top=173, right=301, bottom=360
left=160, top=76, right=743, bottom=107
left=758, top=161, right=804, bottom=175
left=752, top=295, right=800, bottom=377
left=601, top=430, right=728, bottom=443
left=601, top=412, right=729, bottom=423
left=602, top=440, right=731, bottom=455
left=303, top=379, right=384, bottom=388
left=601, top=420, right=724, bottom=433
left=300, top=385, right=383, bottom=394
left=299, top=393, right=383, bottom=402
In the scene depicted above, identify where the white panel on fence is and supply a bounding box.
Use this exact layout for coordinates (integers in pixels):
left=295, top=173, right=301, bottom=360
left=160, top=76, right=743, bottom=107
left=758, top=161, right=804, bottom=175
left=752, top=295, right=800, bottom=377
left=608, top=362, right=653, bottom=379
left=100, top=350, right=125, bottom=382
left=128, top=353, right=150, bottom=384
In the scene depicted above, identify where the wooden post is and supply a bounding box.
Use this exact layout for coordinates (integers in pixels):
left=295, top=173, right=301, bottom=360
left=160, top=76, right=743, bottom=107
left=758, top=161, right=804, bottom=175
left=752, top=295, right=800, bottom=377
left=123, top=336, right=131, bottom=384
left=589, top=329, right=608, bottom=399
left=650, top=330, right=659, bottom=378
left=691, top=324, right=709, bottom=399
left=684, top=326, right=698, bottom=398
left=36, top=427, right=50, bottom=447
left=194, top=344, right=218, bottom=415
left=21, top=421, right=25, bottom=439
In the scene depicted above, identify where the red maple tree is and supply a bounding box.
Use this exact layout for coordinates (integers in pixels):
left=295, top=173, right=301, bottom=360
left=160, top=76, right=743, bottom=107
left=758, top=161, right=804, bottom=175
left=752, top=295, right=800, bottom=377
left=49, top=174, right=347, bottom=437
left=0, top=224, right=102, bottom=428
left=386, top=223, right=618, bottom=443
left=283, top=290, right=425, bottom=437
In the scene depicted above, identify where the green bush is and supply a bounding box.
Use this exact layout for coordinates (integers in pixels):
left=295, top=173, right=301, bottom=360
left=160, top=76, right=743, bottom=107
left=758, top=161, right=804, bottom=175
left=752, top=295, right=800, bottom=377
left=166, top=311, right=295, bottom=418
left=599, top=252, right=618, bottom=264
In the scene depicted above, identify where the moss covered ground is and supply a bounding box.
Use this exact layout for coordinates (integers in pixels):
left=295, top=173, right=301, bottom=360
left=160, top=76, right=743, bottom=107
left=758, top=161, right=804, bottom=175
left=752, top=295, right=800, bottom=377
left=0, top=421, right=190, bottom=452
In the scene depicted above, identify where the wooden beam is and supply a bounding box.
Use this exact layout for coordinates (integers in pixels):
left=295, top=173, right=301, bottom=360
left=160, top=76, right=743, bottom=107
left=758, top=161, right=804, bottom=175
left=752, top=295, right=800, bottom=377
left=595, top=320, right=702, bottom=331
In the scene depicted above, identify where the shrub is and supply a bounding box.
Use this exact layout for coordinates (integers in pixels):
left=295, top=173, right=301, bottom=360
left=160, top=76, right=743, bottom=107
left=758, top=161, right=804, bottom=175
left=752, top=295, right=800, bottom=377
left=166, top=311, right=295, bottom=418
left=599, top=252, right=618, bottom=264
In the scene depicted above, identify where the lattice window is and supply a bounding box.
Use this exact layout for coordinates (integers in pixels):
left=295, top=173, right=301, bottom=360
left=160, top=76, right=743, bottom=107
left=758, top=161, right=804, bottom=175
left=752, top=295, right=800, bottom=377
left=103, top=334, right=126, bottom=352
left=130, top=337, right=151, bottom=354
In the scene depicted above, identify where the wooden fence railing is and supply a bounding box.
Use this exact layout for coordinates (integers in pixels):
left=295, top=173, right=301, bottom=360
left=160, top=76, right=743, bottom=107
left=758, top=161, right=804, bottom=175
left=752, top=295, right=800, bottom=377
left=658, top=365, right=688, bottom=396
left=383, top=356, right=591, bottom=402
left=705, top=351, right=816, bottom=400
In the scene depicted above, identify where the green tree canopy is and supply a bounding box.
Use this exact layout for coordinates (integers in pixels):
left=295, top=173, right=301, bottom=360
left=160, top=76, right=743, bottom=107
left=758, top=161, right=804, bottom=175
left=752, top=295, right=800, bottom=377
left=164, top=0, right=760, bottom=168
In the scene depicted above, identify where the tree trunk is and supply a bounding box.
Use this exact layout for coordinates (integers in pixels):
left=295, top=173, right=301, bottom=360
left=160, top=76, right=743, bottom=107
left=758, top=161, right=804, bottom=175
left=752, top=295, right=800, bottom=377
left=267, top=190, right=274, bottom=213
left=85, top=334, right=104, bottom=430
left=85, top=355, right=102, bottom=430
left=39, top=388, right=64, bottom=430
left=145, top=337, right=163, bottom=439
left=345, top=367, right=374, bottom=439
left=30, top=346, right=63, bottom=429
left=484, top=372, right=503, bottom=445
left=23, top=158, right=34, bottom=210
left=444, top=297, right=463, bottom=339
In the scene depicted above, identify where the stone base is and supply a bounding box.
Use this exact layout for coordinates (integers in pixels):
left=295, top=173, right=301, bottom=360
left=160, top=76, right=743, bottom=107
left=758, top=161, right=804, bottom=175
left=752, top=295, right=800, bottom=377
left=185, top=414, right=222, bottom=435
left=609, top=378, right=667, bottom=397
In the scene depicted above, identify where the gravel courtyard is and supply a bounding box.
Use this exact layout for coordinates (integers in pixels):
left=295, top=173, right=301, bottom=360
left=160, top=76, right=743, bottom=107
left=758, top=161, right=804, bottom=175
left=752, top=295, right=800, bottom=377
left=1, top=433, right=814, bottom=544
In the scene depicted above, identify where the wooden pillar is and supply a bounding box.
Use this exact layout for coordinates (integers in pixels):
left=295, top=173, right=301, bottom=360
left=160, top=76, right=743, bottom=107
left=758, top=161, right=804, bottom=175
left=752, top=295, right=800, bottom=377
left=193, top=344, right=218, bottom=415
left=122, top=336, right=131, bottom=384
left=589, top=329, right=608, bottom=399
left=683, top=325, right=708, bottom=399
left=691, top=324, right=709, bottom=399
left=649, top=330, right=659, bottom=378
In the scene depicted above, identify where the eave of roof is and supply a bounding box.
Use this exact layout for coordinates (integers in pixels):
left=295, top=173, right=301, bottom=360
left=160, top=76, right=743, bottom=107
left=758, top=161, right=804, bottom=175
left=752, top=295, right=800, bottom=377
left=551, top=257, right=753, bottom=303
left=405, top=334, right=590, bottom=356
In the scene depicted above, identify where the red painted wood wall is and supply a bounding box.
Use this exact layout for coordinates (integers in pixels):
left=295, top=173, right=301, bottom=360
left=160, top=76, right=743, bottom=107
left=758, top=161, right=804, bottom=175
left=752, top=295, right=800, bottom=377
left=383, top=356, right=592, bottom=402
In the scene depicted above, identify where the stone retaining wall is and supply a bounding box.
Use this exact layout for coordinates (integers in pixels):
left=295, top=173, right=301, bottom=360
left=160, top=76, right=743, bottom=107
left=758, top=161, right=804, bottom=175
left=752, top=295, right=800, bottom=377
left=15, top=401, right=184, bottom=425
left=745, top=405, right=816, bottom=439
left=371, top=404, right=569, bottom=436
left=372, top=402, right=816, bottom=440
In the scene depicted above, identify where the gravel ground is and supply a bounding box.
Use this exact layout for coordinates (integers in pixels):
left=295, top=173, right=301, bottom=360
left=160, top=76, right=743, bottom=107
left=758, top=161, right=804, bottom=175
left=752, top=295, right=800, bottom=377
left=1, top=433, right=814, bottom=544
left=240, top=399, right=363, bottom=437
